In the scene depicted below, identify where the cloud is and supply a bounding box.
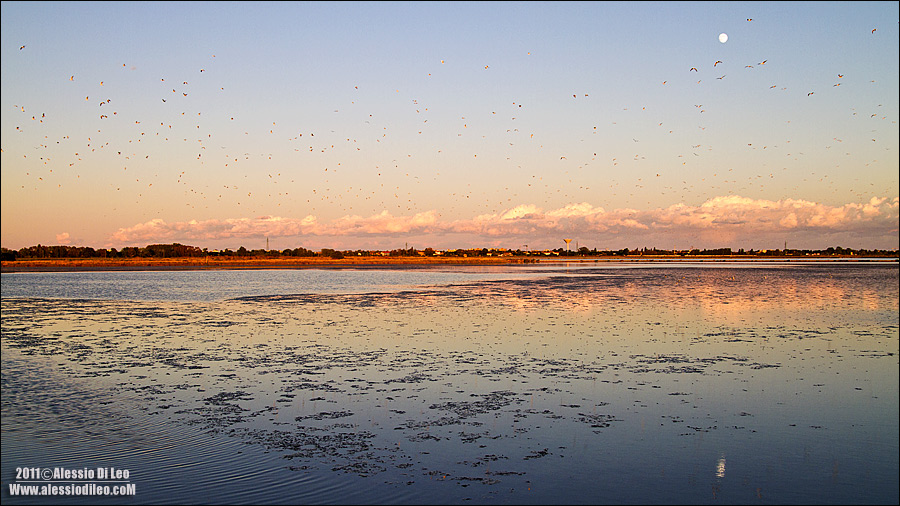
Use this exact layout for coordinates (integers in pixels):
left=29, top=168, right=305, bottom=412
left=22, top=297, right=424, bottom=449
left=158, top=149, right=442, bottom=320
left=326, top=210, right=439, bottom=235
left=56, top=232, right=72, bottom=245
left=111, top=215, right=319, bottom=243
left=109, top=195, right=899, bottom=250
left=499, top=204, right=542, bottom=221
left=547, top=202, right=604, bottom=218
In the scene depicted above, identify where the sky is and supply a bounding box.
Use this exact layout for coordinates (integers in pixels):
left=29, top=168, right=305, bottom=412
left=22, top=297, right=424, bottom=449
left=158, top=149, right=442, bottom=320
left=2, top=1, right=898, bottom=252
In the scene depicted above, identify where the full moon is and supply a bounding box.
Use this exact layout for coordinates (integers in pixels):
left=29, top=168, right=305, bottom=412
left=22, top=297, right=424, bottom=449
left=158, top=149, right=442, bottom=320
left=719, top=33, right=728, bottom=43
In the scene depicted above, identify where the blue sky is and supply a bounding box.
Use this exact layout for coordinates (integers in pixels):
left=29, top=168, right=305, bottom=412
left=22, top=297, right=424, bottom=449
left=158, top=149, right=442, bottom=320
left=2, top=1, right=898, bottom=251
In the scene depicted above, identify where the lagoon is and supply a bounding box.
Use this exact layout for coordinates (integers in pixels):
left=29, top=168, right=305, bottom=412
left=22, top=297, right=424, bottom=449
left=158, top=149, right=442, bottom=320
left=2, top=262, right=897, bottom=504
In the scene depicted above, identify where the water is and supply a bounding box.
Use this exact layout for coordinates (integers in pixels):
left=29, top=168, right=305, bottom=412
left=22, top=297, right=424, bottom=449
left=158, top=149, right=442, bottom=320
left=1, top=265, right=557, bottom=302
left=2, top=263, right=898, bottom=504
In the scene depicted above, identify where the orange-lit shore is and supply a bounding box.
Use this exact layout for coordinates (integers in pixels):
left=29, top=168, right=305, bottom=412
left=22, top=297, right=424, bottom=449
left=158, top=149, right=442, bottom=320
left=2, top=255, right=895, bottom=273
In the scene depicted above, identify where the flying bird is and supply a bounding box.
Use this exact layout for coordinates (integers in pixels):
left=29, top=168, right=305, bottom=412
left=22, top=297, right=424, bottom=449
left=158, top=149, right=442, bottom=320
left=690, top=67, right=698, bottom=72
left=19, top=45, right=25, bottom=50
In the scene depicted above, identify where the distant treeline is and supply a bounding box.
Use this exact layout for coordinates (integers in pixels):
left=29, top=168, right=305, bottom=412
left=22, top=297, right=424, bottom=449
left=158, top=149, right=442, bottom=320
left=1, top=243, right=897, bottom=261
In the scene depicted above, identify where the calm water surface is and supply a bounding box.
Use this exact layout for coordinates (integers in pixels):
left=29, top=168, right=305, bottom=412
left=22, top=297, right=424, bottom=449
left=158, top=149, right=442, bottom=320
left=2, top=263, right=898, bottom=504
left=0, top=265, right=559, bottom=301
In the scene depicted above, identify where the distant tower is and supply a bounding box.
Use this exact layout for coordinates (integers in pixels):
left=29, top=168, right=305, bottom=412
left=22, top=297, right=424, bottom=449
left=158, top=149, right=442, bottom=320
left=564, top=238, right=572, bottom=256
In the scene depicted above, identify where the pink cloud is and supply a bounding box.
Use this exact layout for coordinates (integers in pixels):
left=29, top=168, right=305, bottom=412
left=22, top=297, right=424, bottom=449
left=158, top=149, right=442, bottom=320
left=326, top=210, right=439, bottom=235
left=109, top=195, right=899, bottom=250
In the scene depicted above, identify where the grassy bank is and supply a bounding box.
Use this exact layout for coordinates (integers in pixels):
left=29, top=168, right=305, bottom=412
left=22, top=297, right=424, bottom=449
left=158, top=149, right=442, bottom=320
left=2, top=255, right=894, bottom=273
left=1, top=255, right=537, bottom=272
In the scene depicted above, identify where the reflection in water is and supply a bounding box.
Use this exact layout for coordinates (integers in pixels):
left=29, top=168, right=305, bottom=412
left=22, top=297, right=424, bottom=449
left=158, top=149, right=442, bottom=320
left=1, top=264, right=897, bottom=504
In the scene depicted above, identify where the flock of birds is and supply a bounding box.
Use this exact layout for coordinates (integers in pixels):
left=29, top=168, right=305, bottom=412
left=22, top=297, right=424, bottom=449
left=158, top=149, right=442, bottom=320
left=6, top=18, right=893, bottom=234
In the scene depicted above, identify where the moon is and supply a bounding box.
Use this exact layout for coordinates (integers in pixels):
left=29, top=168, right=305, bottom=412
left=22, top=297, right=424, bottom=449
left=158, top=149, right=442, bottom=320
left=719, top=33, right=728, bottom=43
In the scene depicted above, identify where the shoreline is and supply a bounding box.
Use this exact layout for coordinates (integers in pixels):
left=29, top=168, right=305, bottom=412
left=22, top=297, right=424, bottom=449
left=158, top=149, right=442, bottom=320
left=2, top=255, right=896, bottom=273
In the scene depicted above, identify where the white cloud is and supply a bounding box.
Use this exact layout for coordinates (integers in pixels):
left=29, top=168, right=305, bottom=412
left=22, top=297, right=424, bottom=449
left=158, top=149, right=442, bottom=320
left=546, top=202, right=602, bottom=218
left=499, top=204, right=542, bottom=221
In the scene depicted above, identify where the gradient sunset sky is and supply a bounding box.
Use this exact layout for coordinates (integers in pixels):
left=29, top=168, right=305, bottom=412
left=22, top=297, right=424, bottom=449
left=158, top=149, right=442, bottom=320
left=2, top=1, right=898, bottom=252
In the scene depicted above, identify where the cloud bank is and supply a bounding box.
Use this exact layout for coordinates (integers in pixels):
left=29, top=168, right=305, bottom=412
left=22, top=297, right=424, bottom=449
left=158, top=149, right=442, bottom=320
left=110, top=195, right=899, bottom=250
